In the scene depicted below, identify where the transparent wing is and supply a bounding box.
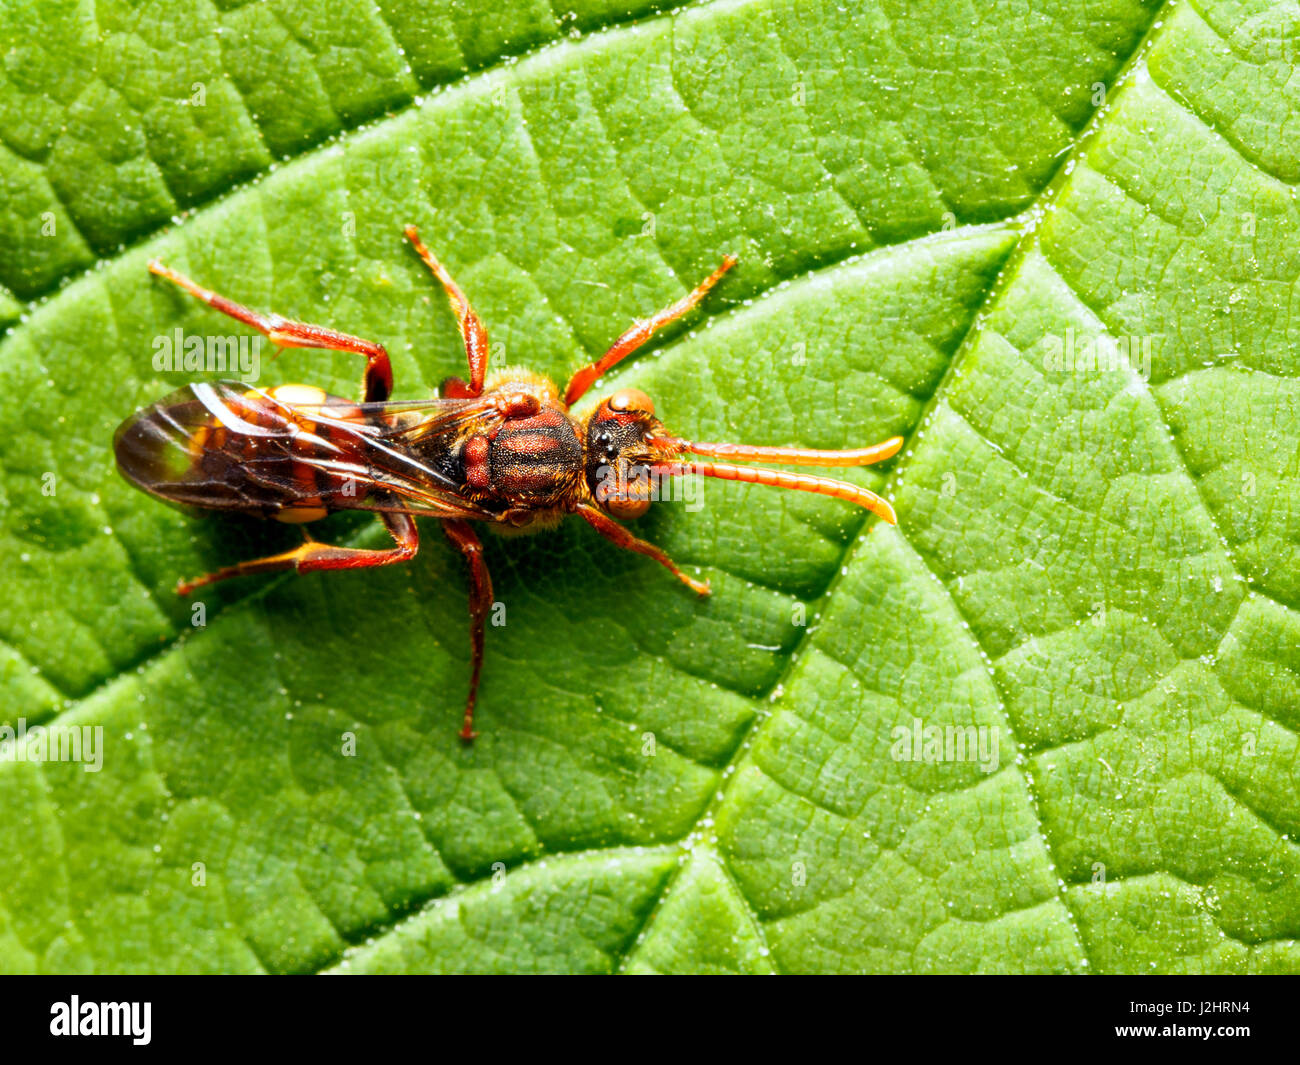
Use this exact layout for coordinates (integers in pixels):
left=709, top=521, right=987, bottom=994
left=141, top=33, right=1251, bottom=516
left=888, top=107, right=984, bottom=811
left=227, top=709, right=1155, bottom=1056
left=113, top=381, right=499, bottom=521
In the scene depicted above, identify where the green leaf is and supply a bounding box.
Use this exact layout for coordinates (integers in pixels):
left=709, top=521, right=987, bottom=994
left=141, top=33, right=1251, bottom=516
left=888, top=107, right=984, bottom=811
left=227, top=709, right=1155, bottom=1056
left=1, top=0, right=1297, bottom=974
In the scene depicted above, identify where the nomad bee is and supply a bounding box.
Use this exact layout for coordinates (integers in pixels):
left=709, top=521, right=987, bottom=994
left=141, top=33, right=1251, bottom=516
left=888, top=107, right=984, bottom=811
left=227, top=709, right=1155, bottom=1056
left=115, top=227, right=903, bottom=740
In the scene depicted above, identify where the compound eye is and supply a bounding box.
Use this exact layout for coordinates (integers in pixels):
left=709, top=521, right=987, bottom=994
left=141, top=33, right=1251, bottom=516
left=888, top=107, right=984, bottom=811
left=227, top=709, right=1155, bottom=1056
left=608, top=388, right=655, bottom=416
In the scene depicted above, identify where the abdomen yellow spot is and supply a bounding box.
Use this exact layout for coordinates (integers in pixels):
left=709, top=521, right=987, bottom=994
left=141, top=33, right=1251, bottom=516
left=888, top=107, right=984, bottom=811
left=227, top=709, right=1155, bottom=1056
left=269, top=384, right=328, bottom=408
left=275, top=506, right=329, bottom=524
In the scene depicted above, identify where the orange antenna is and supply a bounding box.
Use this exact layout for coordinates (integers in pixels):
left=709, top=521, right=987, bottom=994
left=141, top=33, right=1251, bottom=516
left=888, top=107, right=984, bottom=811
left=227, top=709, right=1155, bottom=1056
left=655, top=460, right=897, bottom=523
left=655, top=435, right=903, bottom=468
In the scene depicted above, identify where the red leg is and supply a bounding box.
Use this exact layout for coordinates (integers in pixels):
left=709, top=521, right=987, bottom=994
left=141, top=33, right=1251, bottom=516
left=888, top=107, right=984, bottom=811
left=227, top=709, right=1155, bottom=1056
left=440, top=375, right=476, bottom=399
left=405, top=226, right=490, bottom=397
left=441, top=518, right=494, bottom=743
left=148, top=260, right=394, bottom=403
left=176, top=511, right=417, bottom=595
left=563, top=256, right=737, bottom=407
left=576, top=504, right=710, bottom=596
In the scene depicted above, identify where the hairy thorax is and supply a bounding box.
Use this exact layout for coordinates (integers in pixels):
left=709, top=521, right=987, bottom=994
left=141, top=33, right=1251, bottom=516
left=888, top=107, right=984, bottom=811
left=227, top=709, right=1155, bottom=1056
left=458, top=369, right=587, bottom=530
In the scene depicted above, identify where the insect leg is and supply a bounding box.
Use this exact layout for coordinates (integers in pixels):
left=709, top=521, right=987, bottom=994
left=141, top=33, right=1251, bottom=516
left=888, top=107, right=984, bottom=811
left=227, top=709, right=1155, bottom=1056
left=147, top=260, right=394, bottom=402
left=441, top=518, right=494, bottom=742
left=563, top=256, right=737, bottom=406
left=404, top=226, right=490, bottom=398
left=576, top=504, right=710, bottom=596
left=175, top=512, right=418, bottom=595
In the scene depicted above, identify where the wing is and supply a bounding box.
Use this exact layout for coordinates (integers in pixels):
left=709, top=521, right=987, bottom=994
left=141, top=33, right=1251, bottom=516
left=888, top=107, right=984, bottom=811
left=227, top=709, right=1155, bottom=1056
left=113, top=381, right=502, bottom=521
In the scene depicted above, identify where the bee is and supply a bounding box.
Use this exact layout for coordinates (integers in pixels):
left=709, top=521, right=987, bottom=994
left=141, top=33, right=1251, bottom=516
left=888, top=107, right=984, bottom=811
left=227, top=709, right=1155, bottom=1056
left=115, top=227, right=902, bottom=740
